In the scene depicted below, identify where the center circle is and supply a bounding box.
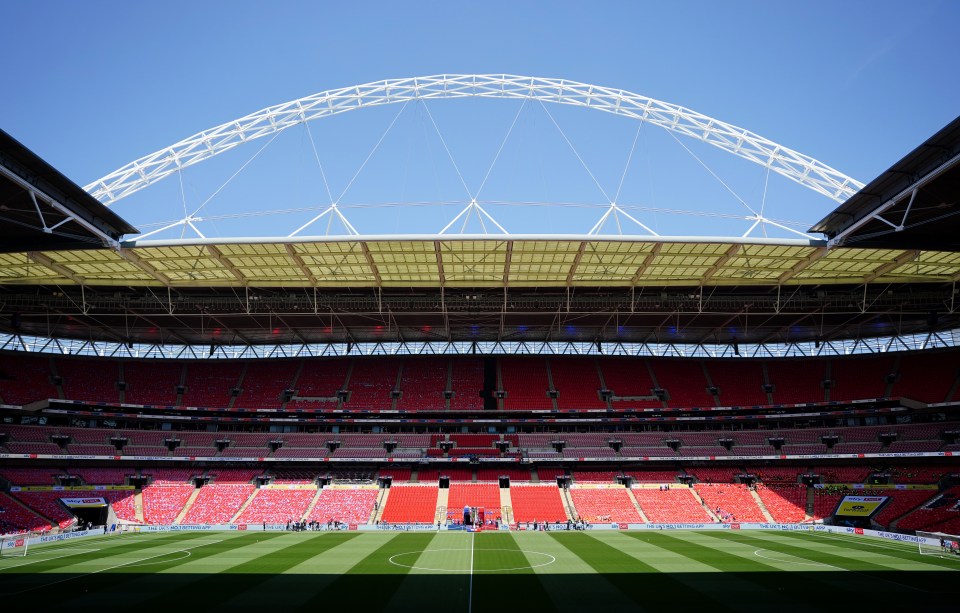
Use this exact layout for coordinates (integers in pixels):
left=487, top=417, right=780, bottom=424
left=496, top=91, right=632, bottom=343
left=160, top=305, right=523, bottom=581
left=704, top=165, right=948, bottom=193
left=388, top=548, right=556, bottom=572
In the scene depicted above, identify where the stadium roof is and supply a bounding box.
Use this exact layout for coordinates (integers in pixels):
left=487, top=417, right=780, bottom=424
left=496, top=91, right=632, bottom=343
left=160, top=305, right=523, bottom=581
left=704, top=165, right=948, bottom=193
left=0, top=129, right=137, bottom=252
left=811, top=115, right=960, bottom=251
left=1, top=117, right=959, bottom=348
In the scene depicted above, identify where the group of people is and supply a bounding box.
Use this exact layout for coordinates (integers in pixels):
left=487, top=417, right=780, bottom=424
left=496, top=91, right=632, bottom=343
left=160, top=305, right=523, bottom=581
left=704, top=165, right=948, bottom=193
left=284, top=519, right=345, bottom=531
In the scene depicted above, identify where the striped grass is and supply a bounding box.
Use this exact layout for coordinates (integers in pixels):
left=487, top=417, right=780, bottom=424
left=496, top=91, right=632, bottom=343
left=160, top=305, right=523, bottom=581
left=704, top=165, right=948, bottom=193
left=1, top=530, right=958, bottom=612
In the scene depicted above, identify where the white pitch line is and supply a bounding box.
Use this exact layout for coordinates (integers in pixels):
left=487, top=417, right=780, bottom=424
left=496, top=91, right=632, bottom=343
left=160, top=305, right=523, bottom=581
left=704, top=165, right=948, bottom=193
left=0, top=548, right=101, bottom=571
left=2, top=538, right=225, bottom=596
left=468, top=532, right=475, bottom=613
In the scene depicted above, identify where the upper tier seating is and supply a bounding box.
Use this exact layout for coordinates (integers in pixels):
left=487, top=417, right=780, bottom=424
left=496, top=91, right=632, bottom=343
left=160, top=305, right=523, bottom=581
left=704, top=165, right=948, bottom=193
left=597, top=358, right=661, bottom=408
left=342, top=358, right=400, bottom=410
left=705, top=360, right=767, bottom=406
left=686, top=467, right=740, bottom=483
left=573, top=471, right=618, bottom=483
left=890, top=352, right=959, bottom=403
left=181, top=362, right=243, bottom=407
left=72, top=467, right=132, bottom=484
left=291, top=359, right=348, bottom=408
left=830, top=354, right=895, bottom=401
left=632, top=487, right=713, bottom=523
left=501, top=357, right=551, bottom=410
left=380, top=485, right=438, bottom=524
left=56, top=358, right=120, bottom=403
left=510, top=484, right=567, bottom=523
left=0, top=354, right=58, bottom=405
left=551, top=358, right=607, bottom=409
left=651, top=359, right=714, bottom=408
left=235, top=360, right=300, bottom=408
left=627, top=470, right=680, bottom=483
left=0, top=467, right=65, bottom=486
left=122, top=360, right=183, bottom=405
left=535, top=467, right=567, bottom=482
left=449, top=358, right=484, bottom=411
left=307, top=487, right=378, bottom=524
left=765, top=359, right=826, bottom=405
left=476, top=468, right=531, bottom=482
left=396, top=357, right=447, bottom=410
left=569, top=487, right=643, bottom=523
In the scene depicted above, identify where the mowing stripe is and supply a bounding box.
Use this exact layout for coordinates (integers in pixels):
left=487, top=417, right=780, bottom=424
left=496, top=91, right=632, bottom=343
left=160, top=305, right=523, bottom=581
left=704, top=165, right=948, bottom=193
left=0, top=532, right=212, bottom=595
left=626, top=531, right=829, bottom=610
left=134, top=532, right=344, bottom=610
left=219, top=532, right=400, bottom=610
left=521, top=531, right=636, bottom=613
left=699, top=530, right=950, bottom=599
left=779, top=530, right=960, bottom=570
left=293, top=532, right=438, bottom=612
left=1, top=536, right=228, bottom=601
left=555, top=531, right=735, bottom=613
left=469, top=532, right=556, bottom=613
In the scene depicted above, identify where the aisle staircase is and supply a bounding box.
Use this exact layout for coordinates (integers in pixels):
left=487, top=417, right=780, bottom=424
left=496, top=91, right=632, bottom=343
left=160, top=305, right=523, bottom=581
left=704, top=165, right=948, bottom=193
left=372, top=487, right=390, bottom=524
left=690, top=486, right=721, bottom=522
left=499, top=487, right=514, bottom=524
left=229, top=488, right=260, bottom=523
left=749, top=488, right=775, bottom=522
left=435, top=488, right=450, bottom=524
left=173, top=488, right=201, bottom=524
left=625, top=487, right=650, bottom=523
left=303, top=487, right=325, bottom=521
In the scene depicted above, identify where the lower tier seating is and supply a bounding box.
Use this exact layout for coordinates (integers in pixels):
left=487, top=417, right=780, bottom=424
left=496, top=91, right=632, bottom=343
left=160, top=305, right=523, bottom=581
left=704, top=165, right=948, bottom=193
left=693, top=483, right=766, bottom=522
left=380, top=485, right=438, bottom=524
left=754, top=484, right=807, bottom=522
left=632, top=487, right=712, bottom=523
left=569, top=487, right=643, bottom=523
left=235, top=488, right=316, bottom=524
left=510, top=485, right=567, bottom=523
left=181, top=484, right=255, bottom=524
left=307, top=487, right=379, bottom=525
left=447, top=483, right=503, bottom=520
left=142, top=484, right=195, bottom=524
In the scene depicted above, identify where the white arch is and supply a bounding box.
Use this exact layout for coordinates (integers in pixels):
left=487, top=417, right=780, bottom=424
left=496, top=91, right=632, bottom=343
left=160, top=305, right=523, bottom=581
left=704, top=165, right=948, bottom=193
left=84, top=74, right=863, bottom=206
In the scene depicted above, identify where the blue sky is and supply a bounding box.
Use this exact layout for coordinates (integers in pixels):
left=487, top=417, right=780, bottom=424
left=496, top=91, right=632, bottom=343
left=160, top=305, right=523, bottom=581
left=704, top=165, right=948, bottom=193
left=3, top=1, right=958, bottom=240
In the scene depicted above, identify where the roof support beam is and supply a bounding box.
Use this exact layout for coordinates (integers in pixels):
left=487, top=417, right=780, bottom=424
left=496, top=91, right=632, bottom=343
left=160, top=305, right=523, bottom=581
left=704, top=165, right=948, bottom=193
left=205, top=245, right=248, bottom=285
left=862, top=250, right=920, bottom=284
left=566, top=241, right=587, bottom=286
left=503, top=240, right=513, bottom=287
left=630, top=243, right=663, bottom=285
left=284, top=244, right=318, bottom=286
left=116, top=248, right=172, bottom=286
left=777, top=246, right=829, bottom=284
left=434, top=241, right=446, bottom=286
left=26, top=251, right=85, bottom=285
left=701, top=244, right=741, bottom=284
left=359, top=243, right=382, bottom=288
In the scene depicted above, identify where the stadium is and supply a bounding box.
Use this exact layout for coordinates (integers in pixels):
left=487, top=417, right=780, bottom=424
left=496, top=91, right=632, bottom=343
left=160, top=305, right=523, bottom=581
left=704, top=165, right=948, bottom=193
left=1, top=63, right=960, bottom=611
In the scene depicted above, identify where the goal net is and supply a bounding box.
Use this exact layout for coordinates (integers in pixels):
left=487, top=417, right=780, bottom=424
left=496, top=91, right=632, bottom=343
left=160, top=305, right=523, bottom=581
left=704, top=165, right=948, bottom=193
left=0, top=534, right=29, bottom=558
left=916, top=531, right=960, bottom=557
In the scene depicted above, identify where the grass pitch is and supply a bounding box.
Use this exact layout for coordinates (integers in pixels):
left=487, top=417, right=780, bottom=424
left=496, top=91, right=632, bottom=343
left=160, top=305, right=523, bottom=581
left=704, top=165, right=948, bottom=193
left=1, top=529, right=958, bottom=612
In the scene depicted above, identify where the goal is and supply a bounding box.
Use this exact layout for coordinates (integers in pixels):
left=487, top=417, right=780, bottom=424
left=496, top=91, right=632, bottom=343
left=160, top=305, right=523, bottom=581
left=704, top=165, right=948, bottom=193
left=0, top=534, right=29, bottom=558
left=916, top=530, right=960, bottom=557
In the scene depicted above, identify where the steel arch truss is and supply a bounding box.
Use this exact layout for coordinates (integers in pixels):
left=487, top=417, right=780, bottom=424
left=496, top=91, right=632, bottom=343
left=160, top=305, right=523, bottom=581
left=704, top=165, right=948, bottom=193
left=85, top=75, right=863, bottom=207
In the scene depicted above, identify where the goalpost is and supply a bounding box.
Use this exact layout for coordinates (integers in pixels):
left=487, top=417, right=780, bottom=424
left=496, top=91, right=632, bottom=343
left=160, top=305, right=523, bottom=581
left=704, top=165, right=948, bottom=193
left=916, top=531, right=960, bottom=557
left=0, top=534, right=29, bottom=558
